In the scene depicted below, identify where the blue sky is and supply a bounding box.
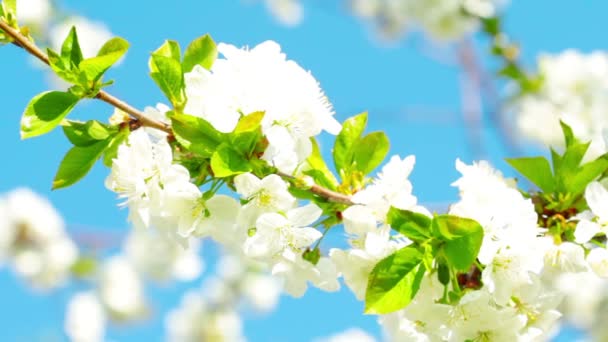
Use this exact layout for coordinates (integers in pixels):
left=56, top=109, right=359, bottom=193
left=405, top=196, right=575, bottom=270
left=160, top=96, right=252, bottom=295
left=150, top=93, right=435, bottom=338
left=0, top=0, right=604, bottom=340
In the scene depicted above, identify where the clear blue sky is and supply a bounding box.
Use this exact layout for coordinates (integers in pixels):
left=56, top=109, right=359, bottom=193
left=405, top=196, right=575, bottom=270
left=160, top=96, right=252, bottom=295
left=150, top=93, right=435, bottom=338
left=0, top=0, right=605, bottom=340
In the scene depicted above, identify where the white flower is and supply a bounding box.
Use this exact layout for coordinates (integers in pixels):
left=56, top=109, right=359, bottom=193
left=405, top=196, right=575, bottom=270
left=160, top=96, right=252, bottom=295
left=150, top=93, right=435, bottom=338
left=447, top=290, right=526, bottom=342
left=234, top=173, right=296, bottom=227
left=124, top=229, right=203, bottom=282
left=106, top=130, right=200, bottom=241
left=17, top=0, right=51, bottom=26
left=0, top=188, right=78, bottom=289
left=98, top=256, right=147, bottom=320
left=514, top=50, right=608, bottom=157
left=342, top=204, right=378, bottom=237
left=349, top=0, right=504, bottom=41
left=481, top=245, right=542, bottom=305
left=184, top=40, right=340, bottom=173
left=264, top=0, right=304, bottom=26
left=65, top=291, right=106, bottom=342
left=166, top=291, right=245, bottom=342
left=540, top=238, right=587, bottom=274
left=353, top=155, right=419, bottom=221
left=244, top=203, right=323, bottom=259
left=241, top=273, right=282, bottom=312
left=272, top=249, right=340, bottom=297
left=450, top=159, right=540, bottom=265
left=587, top=248, right=608, bottom=278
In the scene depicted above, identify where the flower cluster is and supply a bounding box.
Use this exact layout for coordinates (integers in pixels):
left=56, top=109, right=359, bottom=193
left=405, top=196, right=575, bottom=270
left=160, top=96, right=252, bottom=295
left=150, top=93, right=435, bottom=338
left=184, top=40, right=340, bottom=174
left=350, top=0, right=504, bottom=40
left=0, top=188, right=78, bottom=289
left=514, top=50, right=608, bottom=160
left=165, top=254, right=281, bottom=342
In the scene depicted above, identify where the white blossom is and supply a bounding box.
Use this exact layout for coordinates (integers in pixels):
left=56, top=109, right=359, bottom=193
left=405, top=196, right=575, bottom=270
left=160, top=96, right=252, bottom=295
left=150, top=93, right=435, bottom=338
left=184, top=40, right=340, bottom=174
left=65, top=291, right=106, bottom=342
left=514, top=50, right=608, bottom=160
left=349, top=0, right=504, bottom=41
left=0, top=188, right=78, bottom=289
left=244, top=203, right=323, bottom=259
left=234, top=172, right=296, bottom=227
left=124, top=229, right=203, bottom=282
left=272, top=249, right=340, bottom=297
left=17, top=0, right=52, bottom=26
left=166, top=290, right=245, bottom=342
left=98, top=256, right=147, bottom=320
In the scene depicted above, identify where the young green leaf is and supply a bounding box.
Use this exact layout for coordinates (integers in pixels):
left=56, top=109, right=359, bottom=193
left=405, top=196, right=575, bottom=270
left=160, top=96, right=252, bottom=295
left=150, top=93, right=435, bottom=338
left=560, top=120, right=576, bottom=147
left=79, top=37, right=129, bottom=82
left=433, top=215, right=484, bottom=272
left=149, top=40, right=181, bottom=70
left=21, top=91, right=80, bottom=139
left=333, top=112, right=367, bottom=174
left=210, top=143, right=252, bottom=178
left=505, top=156, right=555, bottom=193
left=353, top=131, right=390, bottom=174
left=182, top=34, right=217, bottom=72
left=61, top=26, right=84, bottom=67
left=230, top=111, right=264, bottom=155
left=150, top=54, right=185, bottom=107
left=170, top=112, right=226, bottom=157
left=386, top=207, right=432, bottom=242
left=305, top=138, right=339, bottom=190
left=365, top=246, right=425, bottom=314
left=52, top=139, right=111, bottom=189
left=62, top=120, right=112, bottom=146
left=566, top=154, right=608, bottom=196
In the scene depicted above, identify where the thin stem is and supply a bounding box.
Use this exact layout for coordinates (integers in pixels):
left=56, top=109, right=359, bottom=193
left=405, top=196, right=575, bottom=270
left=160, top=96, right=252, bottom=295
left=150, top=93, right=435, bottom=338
left=0, top=19, right=171, bottom=134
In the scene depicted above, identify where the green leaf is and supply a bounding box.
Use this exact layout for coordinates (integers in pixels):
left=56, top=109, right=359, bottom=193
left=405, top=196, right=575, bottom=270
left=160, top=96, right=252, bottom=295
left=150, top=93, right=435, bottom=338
left=365, top=246, right=425, bottom=314
left=149, top=40, right=181, bottom=72
left=61, top=26, right=84, bottom=67
left=62, top=120, right=111, bottom=146
left=102, top=128, right=129, bottom=167
left=432, top=215, right=482, bottom=240
left=210, top=143, right=251, bottom=178
left=305, top=138, right=339, bottom=190
left=353, top=131, right=390, bottom=174
left=47, top=48, right=77, bottom=82
left=560, top=120, right=576, bottom=147
left=182, top=34, right=217, bottom=72
left=21, top=91, right=80, bottom=139
left=386, top=207, right=432, bottom=242
left=79, top=37, right=129, bottom=82
left=170, top=112, right=226, bottom=157
left=433, top=215, right=484, bottom=272
left=150, top=54, right=185, bottom=107
left=52, top=139, right=110, bottom=189
left=334, top=112, right=367, bottom=174
left=3, top=0, right=16, bottom=16
left=566, top=154, right=608, bottom=195
left=506, top=156, right=555, bottom=193
left=231, top=111, right=265, bottom=155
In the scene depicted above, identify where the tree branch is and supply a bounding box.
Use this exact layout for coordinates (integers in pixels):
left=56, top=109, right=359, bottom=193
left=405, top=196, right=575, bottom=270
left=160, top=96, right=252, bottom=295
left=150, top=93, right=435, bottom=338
left=0, top=19, right=171, bottom=134
left=1, top=19, right=356, bottom=205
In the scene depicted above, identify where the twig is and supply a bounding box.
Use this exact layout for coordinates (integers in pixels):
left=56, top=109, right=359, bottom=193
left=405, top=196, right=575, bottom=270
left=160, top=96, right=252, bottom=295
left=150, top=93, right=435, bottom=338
left=0, top=19, right=171, bottom=134
left=1, top=18, right=355, bottom=205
